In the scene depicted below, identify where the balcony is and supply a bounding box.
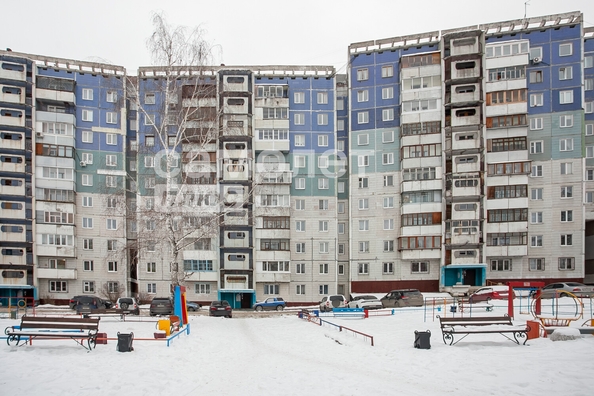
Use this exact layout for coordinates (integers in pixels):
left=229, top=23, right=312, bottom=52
left=36, top=267, right=77, bottom=279
left=36, top=88, right=75, bottom=104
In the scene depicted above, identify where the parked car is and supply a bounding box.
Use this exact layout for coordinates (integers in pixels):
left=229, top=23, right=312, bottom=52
left=115, top=297, right=140, bottom=315
left=253, top=297, right=286, bottom=311
left=74, top=296, right=110, bottom=313
left=468, top=287, right=504, bottom=304
left=348, top=295, right=383, bottom=310
left=70, top=295, right=111, bottom=309
left=150, top=297, right=174, bottom=316
left=538, top=282, right=594, bottom=299
left=380, top=289, right=424, bottom=308
left=186, top=301, right=201, bottom=311
left=319, top=294, right=347, bottom=312
left=209, top=300, right=232, bottom=318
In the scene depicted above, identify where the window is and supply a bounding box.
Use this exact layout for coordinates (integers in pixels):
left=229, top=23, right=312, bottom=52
left=145, top=177, right=155, bottom=189
left=358, top=177, right=368, bottom=188
left=264, top=284, right=280, bottom=295
left=358, top=155, right=369, bottom=167
left=146, top=262, right=156, bottom=273
left=561, top=186, right=573, bottom=198
left=338, top=223, right=345, bottom=234
left=383, top=262, right=394, bottom=274
left=82, top=217, right=93, bottom=229
left=560, top=234, right=572, bottom=246
left=318, top=135, right=328, bottom=147
left=588, top=169, right=594, bottom=181
left=295, top=177, right=305, bottom=189
left=358, top=198, right=369, bottom=210
left=105, top=154, right=117, bottom=167
left=587, top=191, right=594, bottom=203
left=383, top=197, right=394, bottom=208
left=559, top=90, right=573, bottom=104
left=559, top=66, right=573, bottom=80
left=382, top=87, right=394, bottom=99
left=529, top=118, right=543, bottom=131
left=357, top=134, right=369, bottom=146
left=382, top=152, right=394, bottom=165
left=383, top=240, right=394, bottom=252
left=296, top=285, right=306, bottom=295
left=106, top=133, right=116, bottom=145
left=587, top=79, right=594, bottom=91
left=317, top=92, right=328, bottom=104
left=147, top=283, right=157, bottom=294
left=106, top=112, right=117, bottom=124
left=83, top=238, right=93, bottom=250
left=586, top=102, right=594, bottom=114
left=83, top=281, right=95, bottom=293
left=338, top=202, right=345, bottom=213
left=402, top=99, right=438, bottom=112
left=294, top=155, right=305, bottom=168
left=108, top=261, right=118, bottom=272
left=338, top=182, right=345, bottom=193
left=359, top=241, right=369, bottom=253
left=83, top=260, right=94, bottom=271
left=359, top=220, right=369, bottom=231
left=358, top=111, right=369, bottom=124
left=560, top=162, right=572, bottom=175
left=384, top=219, right=394, bottom=230
left=294, top=113, right=305, bottom=125
left=319, top=285, right=329, bottom=295
left=490, top=259, right=511, bottom=271
left=531, top=188, right=543, bottom=200
left=318, top=178, right=328, bottom=190
left=357, top=90, right=369, bottom=102
left=531, top=165, right=542, bottom=177
left=145, top=93, right=156, bottom=104
left=560, top=210, right=573, bottom=222
left=530, top=93, right=543, bottom=107
left=338, top=244, right=345, bottom=255
left=82, top=174, right=93, bottom=186
left=145, top=136, right=154, bottom=146
left=318, top=200, right=329, bottom=211
left=81, top=109, right=93, bottom=122
left=49, top=281, right=67, bottom=293
left=384, top=175, right=394, bottom=187
left=531, top=212, right=543, bottom=224
left=587, top=146, right=594, bottom=159
left=318, top=156, right=328, bottom=168
left=295, top=263, right=306, bottom=274
left=357, top=68, right=369, bottom=81
left=559, top=114, right=573, bottom=128
left=382, top=108, right=394, bottom=121
left=319, top=221, right=328, bottom=232
left=381, top=65, right=393, bottom=78
left=382, top=131, right=394, bottom=143
left=317, top=113, right=328, bottom=126
left=586, top=56, right=593, bottom=68
left=319, top=242, right=329, bottom=253
left=529, top=70, right=543, bottom=83
left=293, top=135, right=306, bottom=149
left=530, top=141, right=543, bottom=154
left=358, top=263, right=369, bottom=275
left=530, top=235, right=543, bottom=247
left=106, top=219, right=117, bottom=230
left=559, top=139, right=573, bottom=152
left=559, top=257, right=575, bottom=270
left=106, top=91, right=117, bottom=102
left=411, top=262, right=429, bottom=274
left=295, top=199, right=305, bottom=210
left=107, top=240, right=117, bottom=251
left=488, top=65, right=526, bottom=81
left=82, top=88, right=93, bottom=100
left=82, top=131, right=93, bottom=143
left=296, top=242, right=305, bottom=253
left=529, top=258, right=545, bottom=271
left=559, top=43, right=572, bottom=57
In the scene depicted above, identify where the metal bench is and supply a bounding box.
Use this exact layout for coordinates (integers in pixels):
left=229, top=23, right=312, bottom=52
left=4, top=316, right=100, bottom=351
left=437, top=314, right=529, bottom=345
left=82, top=308, right=127, bottom=320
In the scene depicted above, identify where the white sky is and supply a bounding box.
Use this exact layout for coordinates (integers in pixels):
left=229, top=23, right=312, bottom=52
left=2, top=0, right=594, bottom=73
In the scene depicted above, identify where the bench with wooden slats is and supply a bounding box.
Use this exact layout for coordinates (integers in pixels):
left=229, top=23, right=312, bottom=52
left=5, top=316, right=100, bottom=351
left=437, top=315, right=529, bottom=345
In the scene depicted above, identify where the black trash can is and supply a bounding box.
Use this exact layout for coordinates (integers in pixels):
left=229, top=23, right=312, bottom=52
left=414, top=330, right=431, bottom=349
left=116, top=332, right=134, bottom=352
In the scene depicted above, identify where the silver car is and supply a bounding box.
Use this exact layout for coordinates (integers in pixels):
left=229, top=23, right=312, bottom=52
left=539, top=282, right=594, bottom=299
left=348, top=295, right=383, bottom=310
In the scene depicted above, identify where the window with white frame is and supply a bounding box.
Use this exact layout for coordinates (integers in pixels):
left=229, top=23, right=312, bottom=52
left=559, top=257, right=575, bottom=270
left=359, top=220, right=369, bottom=231
left=295, top=199, right=305, bottom=210
left=586, top=79, right=594, bottom=91
left=382, top=87, right=394, bottom=99
left=586, top=146, right=594, bottom=159
left=294, top=113, right=305, bottom=125
left=383, top=262, right=394, bottom=274
left=384, top=219, right=394, bottom=230
left=490, top=259, right=511, bottom=271
left=295, top=263, right=305, bottom=274
left=560, top=210, right=573, bottom=222
left=82, top=88, right=93, bottom=100
left=147, top=283, right=157, bottom=294
left=587, top=169, right=594, bottom=181
left=106, top=91, right=117, bottom=102
left=82, top=131, right=93, bottom=143
left=264, top=284, right=280, bottom=295
left=318, top=156, right=328, bottom=169
left=318, top=134, right=328, bottom=147
left=359, top=241, right=369, bottom=252
left=530, top=212, right=543, bottom=224
left=358, top=134, right=369, bottom=145
left=587, top=191, right=594, bottom=203
left=561, top=186, right=573, bottom=198
left=106, top=112, right=117, bottom=124
left=560, top=162, right=572, bottom=175
left=108, top=261, right=118, bottom=272
left=357, top=90, right=369, bottom=102
left=147, top=262, right=156, bottom=273
left=145, top=93, right=156, bottom=104
left=384, top=240, right=394, bottom=252
left=560, top=115, right=573, bottom=128
left=82, top=109, right=93, bottom=122
left=411, top=262, right=429, bottom=273
left=358, top=198, right=369, bottom=210
left=383, top=197, right=394, bottom=208
left=529, top=118, right=543, bottom=130
left=357, top=68, right=369, bottom=81
left=319, top=285, right=329, bottom=295
left=294, top=91, right=305, bottom=104
left=531, top=165, right=542, bottom=177
left=382, top=152, right=394, bottom=165
left=319, top=221, right=328, bottom=232
left=82, top=217, right=93, bottom=229
left=319, top=199, right=328, bottom=210
left=319, top=242, right=329, bottom=253
left=560, top=234, right=572, bottom=246
left=358, top=177, right=369, bottom=188
left=384, top=175, right=394, bottom=186
left=49, top=281, right=67, bottom=293
left=337, top=119, right=345, bottom=131
left=587, top=124, right=594, bottom=136
left=296, top=285, right=306, bottom=295
left=82, top=174, right=93, bottom=186
left=318, top=178, right=328, bottom=189
left=358, top=111, right=369, bottom=124
left=295, top=243, right=305, bottom=253
left=338, top=223, right=345, bottom=234
left=559, top=43, right=572, bottom=56
left=529, top=258, right=545, bottom=271
left=338, top=182, right=345, bottom=193
left=383, top=130, right=394, bottom=143
left=83, top=260, right=94, bottom=271
left=317, top=113, right=328, bottom=126
left=295, top=177, right=305, bottom=189
left=145, top=136, right=154, bottom=146
left=382, top=108, right=394, bottom=121
left=559, top=90, right=573, bottom=104
left=530, top=93, right=543, bottom=107
left=81, top=152, right=93, bottom=164
left=107, top=240, right=117, bottom=251
left=83, top=281, right=95, bottom=293
left=531, top=235, right=543, bottom=247
left=295, top=134, right=305, bottom=147
left=358, top=155, right=369, bottom=167
left=106, top=218, right=117, bottom=230
left=317, top=92, right=328, bottom=104
left=145, top=177, right=155, bottom=189
left=338, top=244, right=345, bottom=255
left=106, top=133, right=116, bottom=145
left=381, top=65, right=394, bottom=78
left=586, top=102, right=594, bottom=114
left=530, top=141, right=543, bottom=154
left=559, top=66, right=573, bottom=80
left=294, top=155, right=305, bottom=168
left=338, top=202, right=345, bottom=213
left=358, top=262, right=369, bottom=274
left=559, top=138, right=573, bottom=151
left=586, top=56, right=593, bottom=68
left=106, top=154, right=117, bottom=167
left=82, top=196, right=93, bottom=207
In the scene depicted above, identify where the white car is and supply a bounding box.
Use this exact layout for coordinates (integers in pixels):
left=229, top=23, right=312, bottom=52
left=348, top=295, right=383, bottom=310
left=319, top=294, right=347, bottom=312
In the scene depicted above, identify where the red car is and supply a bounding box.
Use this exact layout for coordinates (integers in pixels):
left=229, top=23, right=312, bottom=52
left=468, top=287, right=508, bottom=303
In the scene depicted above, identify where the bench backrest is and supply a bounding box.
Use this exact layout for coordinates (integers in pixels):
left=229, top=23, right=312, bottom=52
left=333, top=308, right=364, bottom=313
left=20, top=316, right=100, bottom=330
left=438, top=315, right=513, bottom=327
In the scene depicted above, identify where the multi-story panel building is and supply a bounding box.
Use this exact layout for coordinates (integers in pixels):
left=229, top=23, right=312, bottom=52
left=584, top=27, right=594, bottom=282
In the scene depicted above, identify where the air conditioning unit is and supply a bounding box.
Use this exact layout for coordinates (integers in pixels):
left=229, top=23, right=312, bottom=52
left=35, top=131, right=43, bottom=137
left=80, top=161, right=87, bottom=167
left=532, top=57, right=541, bottom=64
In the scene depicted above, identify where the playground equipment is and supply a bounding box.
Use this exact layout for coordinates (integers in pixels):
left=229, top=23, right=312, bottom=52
left=530, top=289, right=583, bottom=327
left=173, top=285, right=189, bottom=327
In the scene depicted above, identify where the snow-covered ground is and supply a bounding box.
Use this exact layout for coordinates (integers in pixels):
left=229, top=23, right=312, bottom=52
left=1, top=300, right=593, bottom=396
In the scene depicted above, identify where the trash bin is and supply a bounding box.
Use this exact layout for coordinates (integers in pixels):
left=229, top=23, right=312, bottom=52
left=10, top=309, right=17, bottom=319
left=116, top=332, right=134, bottom=352
left=414, top=330, right=431, bottom=349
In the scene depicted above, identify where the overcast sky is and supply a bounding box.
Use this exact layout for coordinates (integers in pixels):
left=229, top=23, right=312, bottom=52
left=3, top=0, right=594, bottom=74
